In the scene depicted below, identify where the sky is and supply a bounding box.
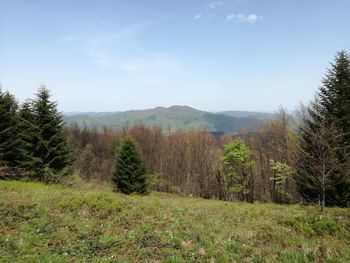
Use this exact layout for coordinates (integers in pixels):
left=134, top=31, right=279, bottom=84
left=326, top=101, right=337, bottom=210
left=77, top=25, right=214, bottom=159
left=1, top=0, right=350, bottom=113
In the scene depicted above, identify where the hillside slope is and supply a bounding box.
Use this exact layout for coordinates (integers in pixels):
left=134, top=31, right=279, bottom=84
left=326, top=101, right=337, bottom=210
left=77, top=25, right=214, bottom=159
left=0, top=180, right=349, bottom=262
left=64, top=106, right=270, bottom=133
left=219, top=110, right=274, bottom=120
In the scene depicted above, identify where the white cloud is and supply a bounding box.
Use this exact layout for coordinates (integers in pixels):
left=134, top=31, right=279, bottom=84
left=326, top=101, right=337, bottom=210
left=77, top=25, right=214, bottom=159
left=60, top=22, right=150, bottom=67
left=194, top=14, right=203, bottom=20
left=246, top=14, right=262, bottom=24
left=59, top=22, right=184, bottom=86
left=209, top=1, right=224, bottom=9
left=226, top=13, right=235, bottom=21
left=237, top=14, right=245, bottom=20
left=227, top=13, right=264, bottom=24
left=193, top=1, right=225, bottom=22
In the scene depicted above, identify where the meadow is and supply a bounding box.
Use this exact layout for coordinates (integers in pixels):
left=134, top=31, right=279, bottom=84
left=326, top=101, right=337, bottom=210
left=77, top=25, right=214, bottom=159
left=0, top=180, right=349, bottom=262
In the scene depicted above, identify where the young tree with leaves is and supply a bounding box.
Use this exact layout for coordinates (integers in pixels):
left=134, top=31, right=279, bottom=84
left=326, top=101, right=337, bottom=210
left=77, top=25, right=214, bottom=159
left=270, top=160, right=294, bottom=204
left=112, top=137, right=148, bottom=194
left=221, top=138, right=255, bottom=203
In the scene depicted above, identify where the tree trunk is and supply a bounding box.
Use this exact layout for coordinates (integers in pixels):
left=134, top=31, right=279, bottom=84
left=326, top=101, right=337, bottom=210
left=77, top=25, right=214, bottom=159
left=321, top=163, right=326, bottom=212
left=248, top=167, right=255, bottom=203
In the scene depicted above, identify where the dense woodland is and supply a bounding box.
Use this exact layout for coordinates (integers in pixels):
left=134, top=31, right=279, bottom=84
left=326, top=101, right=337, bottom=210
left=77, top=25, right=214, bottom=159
left=1, top=51, right=350, bottom=210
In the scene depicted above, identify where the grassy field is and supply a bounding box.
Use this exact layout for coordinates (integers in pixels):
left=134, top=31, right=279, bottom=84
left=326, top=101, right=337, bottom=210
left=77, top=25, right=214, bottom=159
left=0, top=180, right=349, bottom=262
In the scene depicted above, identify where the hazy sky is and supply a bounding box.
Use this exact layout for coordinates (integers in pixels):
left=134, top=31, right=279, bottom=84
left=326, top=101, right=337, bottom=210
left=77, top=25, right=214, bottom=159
left=1, top=0, right=350, bottom=112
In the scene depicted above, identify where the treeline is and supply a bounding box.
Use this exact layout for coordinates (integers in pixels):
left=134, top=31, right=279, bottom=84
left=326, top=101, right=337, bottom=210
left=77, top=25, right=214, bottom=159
left=1, top=51, right=350, bottom=209
left=66, top=109, right=299, bottom=202
left=0, top=87, right=73, bottom=182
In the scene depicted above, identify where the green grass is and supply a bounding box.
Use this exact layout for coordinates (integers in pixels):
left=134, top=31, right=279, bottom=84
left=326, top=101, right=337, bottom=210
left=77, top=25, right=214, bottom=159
left=0, top=180, right=349, bottom=262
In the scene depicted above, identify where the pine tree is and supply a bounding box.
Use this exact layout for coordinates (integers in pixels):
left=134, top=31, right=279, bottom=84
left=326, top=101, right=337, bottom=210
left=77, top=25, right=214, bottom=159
left=318, top=51, right=350, bottom=207
left=17, top=101, right=41, bottom=174
left=112, top=137, right=148, bottom=194
left=31, top=86, right=74, bottom=182
left=296, top=102, right=349, bottom=209
left=318, top=51, right=350, bottom=138
left=0, top=89, right=21, bottom=167
left=296, top=51, right=350, bottom=207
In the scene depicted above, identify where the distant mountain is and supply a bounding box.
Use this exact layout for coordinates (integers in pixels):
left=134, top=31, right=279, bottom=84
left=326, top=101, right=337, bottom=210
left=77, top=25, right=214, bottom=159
left=64, top=111, right=121, bottom=117
left=64, top=106, right=273, bottom=133
left=219, top=111, right=274, bottom=120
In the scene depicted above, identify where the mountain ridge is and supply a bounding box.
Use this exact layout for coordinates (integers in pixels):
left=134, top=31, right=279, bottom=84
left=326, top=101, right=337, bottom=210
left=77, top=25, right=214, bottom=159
left=64, top=106, right=273, bottom=133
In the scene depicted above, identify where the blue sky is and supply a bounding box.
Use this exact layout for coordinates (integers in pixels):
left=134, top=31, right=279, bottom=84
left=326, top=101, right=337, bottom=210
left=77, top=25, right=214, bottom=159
left=1, top=0, right=350, bottom=112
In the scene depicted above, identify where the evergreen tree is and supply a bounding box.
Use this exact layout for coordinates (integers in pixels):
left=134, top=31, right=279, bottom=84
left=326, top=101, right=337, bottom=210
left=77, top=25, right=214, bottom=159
left=296, top=51, right=350, bottom=207
left=0, top=89, right=21, bottom=167
left=31, top=86, right=74, bottom=182
left=318, top=51, right=350, bottom=138
left=318, top=51, right=350, bottom=207
left=112, top=137, right=148, bottom=194
left=296, top=102, right=349, bottom=208
left=17, top=101, right=41, bottom=174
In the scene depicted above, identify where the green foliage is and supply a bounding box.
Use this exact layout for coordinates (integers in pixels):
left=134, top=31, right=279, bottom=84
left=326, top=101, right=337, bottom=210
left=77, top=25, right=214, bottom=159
left=0, top=180, right=349, bottom=262
left=318, top=50, right=350, bottom=207
left=221, top=138, right=255, bottom=201
left=270, top=160, right=293, bottom=185
left=222, top=138, right=253, bottom=172
left=112, top=137, right=148, bottom=195
left=0, top=89, right=21, bottom=167
left=17, top=101, right=42, bottom=174
left=0, top=86, right=74, bottom=182
left=229, top=183, right=246, bottom=194
left=296, top=51, right=350, bottom=207
left=318, top=51, right=350, bottom=139
left=270, top=160, right=293, bottom=201
left=148, top=172, right=165, bottom=191
left=29, top=86, right=74, bottom=182
left=281, top=212, right=341, bottom=237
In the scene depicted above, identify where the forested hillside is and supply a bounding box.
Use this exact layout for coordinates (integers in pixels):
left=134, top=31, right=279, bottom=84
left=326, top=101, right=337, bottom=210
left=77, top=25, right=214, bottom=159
left=64, top=106, right=272, bottom=133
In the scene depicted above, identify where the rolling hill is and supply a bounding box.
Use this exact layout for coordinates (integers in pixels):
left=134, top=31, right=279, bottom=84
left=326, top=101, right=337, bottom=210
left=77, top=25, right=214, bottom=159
left=64, top=106, right=273, bottom=133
